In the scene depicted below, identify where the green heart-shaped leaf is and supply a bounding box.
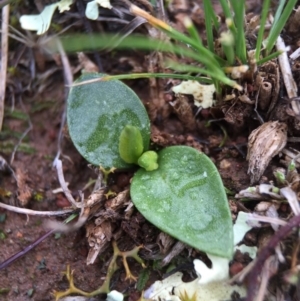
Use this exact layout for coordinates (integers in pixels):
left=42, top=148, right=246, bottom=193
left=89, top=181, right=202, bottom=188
left=130, top=146, right=233, bottom=258
left=67, top=73, right=150, bottom=168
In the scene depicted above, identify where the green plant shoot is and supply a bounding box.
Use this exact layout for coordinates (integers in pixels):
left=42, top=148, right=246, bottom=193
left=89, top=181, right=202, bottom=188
left=119, top=125, right=144, bottom=164
left=137, top=151, right=158, bottom=171
left=67, top=72, right=234, bottom=259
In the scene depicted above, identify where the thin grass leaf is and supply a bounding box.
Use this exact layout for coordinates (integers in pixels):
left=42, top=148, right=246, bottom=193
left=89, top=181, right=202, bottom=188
left=155, top=27, right=220, bottom=66
left=55, top=34, right=201, bottom=63
left=219, top=0, right=232, bottom=20
left=255, top=0, right=271, bottom=61
left=203, top=0, right=215, bottom=52
left=257, top=50, right=283, bottom=65
left=205, top=1, right=220, bottom=31
left=52, top=34, right=229, bottom=83
left=266, top=0, right=297, bottom=54
left=135, top=13, right=224, bottom=71
left=230, top=0, right=247, bottom=63
left=129, top=3, right=221, bottom=68
left=167, top=61, right=242, bottom=90
left=183, top=17, right=202, bottom=45
left=219, top=0, right=237, bottom=36
left=272, top=0, right=287, bottom=30
left=220, top=31, right=235, bottom=65
left=72, top=73, right=213, bottom=85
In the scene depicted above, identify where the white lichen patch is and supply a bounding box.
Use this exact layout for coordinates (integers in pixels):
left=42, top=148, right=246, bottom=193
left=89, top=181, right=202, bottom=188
left=86, top=0, right=112, bottom=20
left=106, top=290, right=124, bottom=301
left=57, top=0, right=73, bottom=12
left=194, top=254, right=229, bottom=284
left=20, top=0, right=112, bottom=34
left=172, top=81, right=216, bottom=109
left=20, top=0, right=73, bottom=35
left=144, top=272, right=246, bottom=301
left=233, top=211, right=257, bottom=258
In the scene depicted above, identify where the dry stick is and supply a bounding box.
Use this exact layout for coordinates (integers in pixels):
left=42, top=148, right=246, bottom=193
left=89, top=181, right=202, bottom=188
left=290, top=47, right=300, bottom=60
left=255, top=256, right=277, bottom=301
left=245, top=214, right=300, bottom=301
left=0, top=4, right=9, bottom=130
left=247, top=214, right=287, bottom=226
left=0, top=202, right=73, bottom=216
left=53, top=38, right=73, bottom=163
left=0, top=229, right=56, bottom=271
left=276, top=35, right=299, bottom=114
left=54, top=159, right=81, bottom=208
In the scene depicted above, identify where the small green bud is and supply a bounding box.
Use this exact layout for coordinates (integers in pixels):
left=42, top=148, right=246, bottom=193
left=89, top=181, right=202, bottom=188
left=274, top=170, right=286, bottom=185
left=247, top=187, right=256, bottom=193
left=137, top=151, right=159, bottom=171
left=288, top=160, right=296, bottom=172
left=119, top=125, right=144, bottom=164
left=271, top=186, right=280, bottom=194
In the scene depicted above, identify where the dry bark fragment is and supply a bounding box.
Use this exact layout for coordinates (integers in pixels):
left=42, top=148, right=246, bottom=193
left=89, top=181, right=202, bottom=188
left=86, top=221, right=112, bottom=265
left=247, top=121, right=287, bottom=184
left=16, top=168, right=32, bottom=206
left=157, top=232, right=175, bottom=255
left=255, top=61, right=280, bottom=116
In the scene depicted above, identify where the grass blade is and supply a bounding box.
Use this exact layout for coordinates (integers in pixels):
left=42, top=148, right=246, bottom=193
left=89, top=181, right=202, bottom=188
left=272, top=0, right=287, bottom=30
left=230, top=0, right=247, bottom=63
left=129, top=4, right=224, bottom=72
left=50, top=34, right=229, bottom=81
left=203, top=0, right=216, bottom=52
left=99, top=73, right=213, bottom=84
left=257, top=50, right=283, bottom=65
left=167, top=61, right=242, bottom=90
left=266, top=0, right=297, bottom=54
left=220, top=31, right=235, bottom=65
left=219, top=0, right=237, bottom=36
left=183, top=17, right=202, bottom=45
left=255, top=0, right=271, bottom=61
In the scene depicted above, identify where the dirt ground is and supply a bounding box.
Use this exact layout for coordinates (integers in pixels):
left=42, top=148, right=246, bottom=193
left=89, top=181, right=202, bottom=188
left=1, top=0, right=300, bottom=300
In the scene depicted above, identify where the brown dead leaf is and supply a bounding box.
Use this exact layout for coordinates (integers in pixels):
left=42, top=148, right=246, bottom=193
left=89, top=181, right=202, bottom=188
left=85, top=189, right=131, bottom=264
left=86, top=221, right=115, bottom=265
left=106, top=189, right=130, bottom=211
left=86, top=188, right=106, bottom=208
left=247, top=121, right=287, bottom=184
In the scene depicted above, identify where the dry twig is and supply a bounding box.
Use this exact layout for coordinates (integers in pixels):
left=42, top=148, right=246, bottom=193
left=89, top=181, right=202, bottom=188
left=0, top=202, right=73, bottom=216
left=53, top=39, right=73, bottom=163
left=246, top=214, right=300, bottom=301
left=0, top=4, right=9, bottom=130
left=276, top=35, right=299, bottom=115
